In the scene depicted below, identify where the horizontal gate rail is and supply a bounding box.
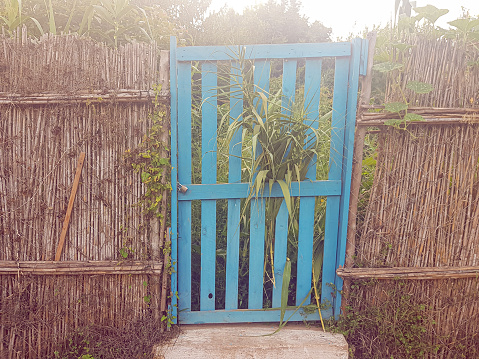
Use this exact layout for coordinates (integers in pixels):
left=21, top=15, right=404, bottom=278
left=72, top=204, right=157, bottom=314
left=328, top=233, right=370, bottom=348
left=179, top=307, right=331, bottom=324
left=177, top=181, right=341, bottom=200
left=175, top=43, right=351, bottom=61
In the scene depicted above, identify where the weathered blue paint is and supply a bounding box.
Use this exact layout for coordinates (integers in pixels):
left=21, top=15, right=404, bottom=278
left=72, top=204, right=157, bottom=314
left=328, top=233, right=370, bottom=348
left=281, top=59, right=297, bottom=113
left=360, top=39, right=369, bottom=76
left=177, top=61, right=193, bottom=314
left=170, top=36, right=367, bottom=324
left=248, top=198, right=266, bottom=309
left=175, top=43, right=351, bottom=62
left=180, top=307, right=333, bottom=324
left=200, top=62, right=218, bottom=311
left=272, top=59, right=296, bottom=308
left=334, top=38, right=365, bottom=317
left=295, top=59, right=322, bottom=306
left=272, top=201, right=288, bottom=308
left=169, top=36, right=178, bottom=323
left=225, top=62, right=243, bottom=310
left=177, top=180, right=342, bottom=201
left=247, top=59, right=270, bottom=310
left=321, top=57, right=349, bottom=310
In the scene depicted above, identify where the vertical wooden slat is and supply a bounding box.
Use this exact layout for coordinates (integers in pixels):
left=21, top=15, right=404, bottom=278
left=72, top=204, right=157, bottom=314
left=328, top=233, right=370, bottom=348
left=247, top=60, right=271, bottom=309
left=321, top=57, right=350, bottom=309
left=272, top=201, right=288, bottom=307
left=281, top=59, right=297, bottom=115
left=200, top=62, right=218, bottom=311
left=248, top=198, right=266, bottom=309
left=272, top=59, right=296, bottom=307
left=334, top=38, right=364, bottom=316
left=253, top=60, right=271, bottom=111
left=177, top=60, right=193, bottom=313
left=296, top=59, right=322, bottom=305
left=225, top=61, right=243, bottom=310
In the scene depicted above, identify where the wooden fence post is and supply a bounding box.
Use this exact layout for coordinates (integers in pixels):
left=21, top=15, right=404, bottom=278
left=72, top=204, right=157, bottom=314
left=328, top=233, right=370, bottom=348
left=342, top=32, right=377, bottom=313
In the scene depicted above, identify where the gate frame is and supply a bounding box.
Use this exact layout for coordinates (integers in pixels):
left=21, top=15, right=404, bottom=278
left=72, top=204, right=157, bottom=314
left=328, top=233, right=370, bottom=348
left=169, top=36, right=368, bottom=324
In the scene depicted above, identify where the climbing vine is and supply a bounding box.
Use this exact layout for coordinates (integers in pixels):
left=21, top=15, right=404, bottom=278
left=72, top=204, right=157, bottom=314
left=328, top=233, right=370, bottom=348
left=124, top=84, right=171, bottom=220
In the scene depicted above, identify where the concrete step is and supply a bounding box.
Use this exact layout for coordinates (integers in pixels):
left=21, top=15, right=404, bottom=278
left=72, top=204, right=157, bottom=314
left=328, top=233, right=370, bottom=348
left=155, top=323, right=348, bottom=359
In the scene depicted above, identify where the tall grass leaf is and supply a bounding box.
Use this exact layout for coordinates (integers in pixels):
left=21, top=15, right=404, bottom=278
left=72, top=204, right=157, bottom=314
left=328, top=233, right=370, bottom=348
left=63, top=0, right=78, bottom=33
left=30, top=17, right=44, bottom=35
left=279, top=258, right=291, bottom=325
left=46, top=0, right=56, bottom=34
left=254, top=170, right=268, bottom=197
left=277, top=180, right=292, bottom=216
left=252, top=133, right=258, bottom=161
left=264, top=287, right=312, bottom=336
left=312, top=243, right=324, bottom=284
left=251, top=107, right=265, bottom=130
left=78, top=5, right=94, bottom=35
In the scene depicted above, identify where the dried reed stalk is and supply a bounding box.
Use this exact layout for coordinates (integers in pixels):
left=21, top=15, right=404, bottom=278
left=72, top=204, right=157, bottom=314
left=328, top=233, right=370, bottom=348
left=0, top=30, right=170, bottom=358
left=338, top=265, right=479, bottom=279
left=355, top=125, right=479, bottom=356
left=0, top=260, right=163, bottom=275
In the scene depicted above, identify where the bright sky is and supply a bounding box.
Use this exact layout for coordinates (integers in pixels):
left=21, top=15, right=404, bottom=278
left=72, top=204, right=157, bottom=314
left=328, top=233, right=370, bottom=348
left=208, top=0, right=479, bottom=40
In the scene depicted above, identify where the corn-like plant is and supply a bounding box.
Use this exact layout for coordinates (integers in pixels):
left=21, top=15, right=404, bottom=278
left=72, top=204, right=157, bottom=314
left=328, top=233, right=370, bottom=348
left=214, top=52, right=331, bottom=296
left=0, top=0, right=42, bottom=34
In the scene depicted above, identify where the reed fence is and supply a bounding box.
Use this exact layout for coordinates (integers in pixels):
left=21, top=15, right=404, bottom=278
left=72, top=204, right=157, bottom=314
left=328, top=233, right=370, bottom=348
left=341, top=35, right=479, bottom=358
left=0, top=29, right=170, bottom=358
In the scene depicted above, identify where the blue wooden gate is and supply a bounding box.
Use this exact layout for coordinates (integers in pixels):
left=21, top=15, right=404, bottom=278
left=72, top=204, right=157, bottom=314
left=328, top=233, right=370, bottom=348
left=170, top=37, right=368, bottom=324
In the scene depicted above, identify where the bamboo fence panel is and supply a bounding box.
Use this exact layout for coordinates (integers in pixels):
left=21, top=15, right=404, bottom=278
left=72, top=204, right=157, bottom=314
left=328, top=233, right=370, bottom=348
left=354, top=120, right=479, bottom=358
left=348, top=35, right=479, bottom=358
left=385, top=37, right=479, bottom=108
left=0, top=30, right=170, bottom=358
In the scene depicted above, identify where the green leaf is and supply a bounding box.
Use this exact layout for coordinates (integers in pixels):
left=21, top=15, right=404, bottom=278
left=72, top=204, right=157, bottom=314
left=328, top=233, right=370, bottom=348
left=47, top=0, right=56, bottom=34
left=384, top=102, right=408, bottom=113
left=280, top=258, right=291, bottom=325
left=362, top=157, right=377, bottom=166
left=398, top=15, right=417, bottom=33
left=141, top=171, right=150, bottom=183
left=277, top=180, right=292, bottom=216
left=414, top=5, right=449, bottom=24
left=406, top=81, right=434, bottom=94
left=120, top=248, right=128, bottom=258
left=312, top=244, right=323, bottom=284
left=384, top=119, right=403, bottom=127
left=391, top=42, right=412, bottom=52
left=372, top=62, right=403, bottom=73
left=448, top=18, right=479, bottom=33
left=403, top=113, right=425, bottom=122
left=254, top=170, right=269, bottom=197
left=468, top=32, right=479, bottom=41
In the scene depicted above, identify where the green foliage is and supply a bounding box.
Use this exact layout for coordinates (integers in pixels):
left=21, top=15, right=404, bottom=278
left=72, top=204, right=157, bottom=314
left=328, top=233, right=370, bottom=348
left=384, top=101, right=408, bottom=113
left=124, top=85, right=171, bottom=219
left=402, top=113, right=425, bottom=122
left=280, top=258, right=291, bottom=324
left=195, top=0, right=331, bottom=45
left=1, top=0, right=331, bottom=47
left=414, top=5, right=449, bottom=25
left=405, top=81, right=434, bottom=94
left=332, top=281, right=438, bottom=359
left=3, top=0, right=182, bottom=47
left=0, top=0, right=43, bottom=34
left=372, top=61, right=403, bottom=73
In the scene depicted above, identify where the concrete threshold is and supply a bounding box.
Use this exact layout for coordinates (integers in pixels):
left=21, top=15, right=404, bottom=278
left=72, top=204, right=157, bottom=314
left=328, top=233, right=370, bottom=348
left=155, top=323, right=348, bottom=359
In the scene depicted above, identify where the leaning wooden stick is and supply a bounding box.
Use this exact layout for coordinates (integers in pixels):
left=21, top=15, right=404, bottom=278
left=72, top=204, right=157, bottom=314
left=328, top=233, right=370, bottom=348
left=54, top=152, right=86, bottom=261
